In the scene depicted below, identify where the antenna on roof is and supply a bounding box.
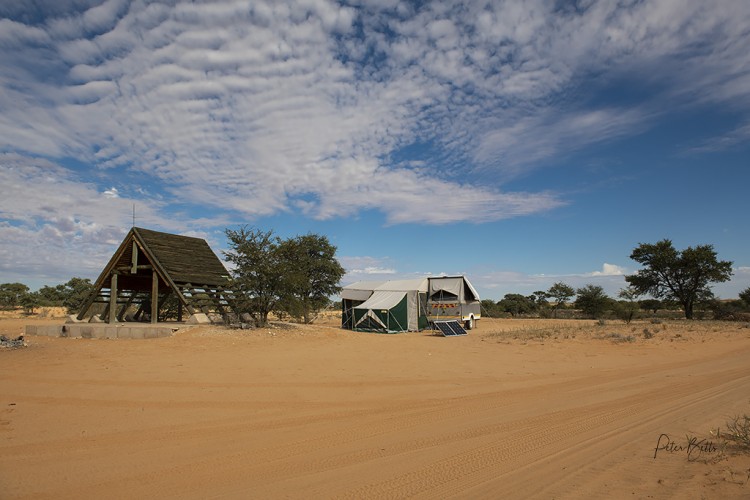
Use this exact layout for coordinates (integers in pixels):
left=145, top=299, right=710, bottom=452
left=132, top=204, right=136, bottom=228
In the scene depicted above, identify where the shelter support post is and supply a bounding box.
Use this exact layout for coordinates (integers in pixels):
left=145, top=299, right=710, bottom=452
left=109, top=272, right=118, bottom=324
left=151, top=270, right=159, bottom=324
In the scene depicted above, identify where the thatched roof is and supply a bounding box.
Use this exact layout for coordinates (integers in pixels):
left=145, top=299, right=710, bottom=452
left=78, top=227, right=232, bottom=321
left=132, top=227, right=229, bottom=285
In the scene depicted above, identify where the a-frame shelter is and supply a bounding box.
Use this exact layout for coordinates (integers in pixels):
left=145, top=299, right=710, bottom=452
left=77, top=227, right=234, bottom=324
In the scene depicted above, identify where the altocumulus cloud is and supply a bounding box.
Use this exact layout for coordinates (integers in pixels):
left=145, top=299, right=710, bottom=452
left=1, top=0, right=750, bottom=284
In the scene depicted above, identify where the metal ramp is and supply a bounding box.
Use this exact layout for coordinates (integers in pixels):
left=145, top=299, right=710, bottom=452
left=434, top=320, right=467, bottom=337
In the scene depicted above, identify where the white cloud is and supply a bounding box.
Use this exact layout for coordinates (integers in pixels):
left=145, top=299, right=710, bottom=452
left=587, top=263, right=627, bottom=277
left=0, top=153, right=225, bottom=285
left=338, top=255, right=402, bottom=286
left=102, top=187, right=119, bottom=198
left=1, top=0, right=750, bottom=285
left=470, top=268, right=630, bottom=301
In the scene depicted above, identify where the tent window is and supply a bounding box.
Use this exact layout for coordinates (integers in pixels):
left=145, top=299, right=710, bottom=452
left=431, top=290, right=458, bottom=301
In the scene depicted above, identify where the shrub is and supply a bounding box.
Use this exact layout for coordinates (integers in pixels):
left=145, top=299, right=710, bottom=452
left=723, top=414, right=750, bottom=450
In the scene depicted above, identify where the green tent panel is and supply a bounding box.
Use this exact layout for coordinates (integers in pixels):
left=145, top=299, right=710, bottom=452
left=353, top=291, right=411, bottom=333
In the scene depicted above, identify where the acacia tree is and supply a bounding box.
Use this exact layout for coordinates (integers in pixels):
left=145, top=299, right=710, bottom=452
left=575, top=284, right=610, bottom=319
left=547, top=282, right=575, bottom=318
left=224, top=227, right=345, bottom=326
left=224, top=227, right=285, bottom=327
left=639, top=299, right=662, bottom=314
left=59, top=277, right=94, bottom=314
left=278, top=233, right=345, bottom=324
left=497, top=293, right=536, bottom=317
left=625, top=240, right=733, bottom=319
left=616, top=287, right=640, bottom=324
left=0, top=283, right=30, bottom=309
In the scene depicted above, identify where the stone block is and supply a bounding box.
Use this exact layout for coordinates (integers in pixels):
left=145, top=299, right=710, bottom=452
left=105, top=327, right=119, bottom=339
left=80, top=326, right=93, bottom=339
left=92, top=326, right=110, bottom=339
left=187, top=313, right=210, bottom=324
left=143, top=328, right=163, bottom=339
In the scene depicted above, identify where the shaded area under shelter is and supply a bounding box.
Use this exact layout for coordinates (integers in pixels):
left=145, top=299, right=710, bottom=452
left=77, top=227, right=234, bottom=324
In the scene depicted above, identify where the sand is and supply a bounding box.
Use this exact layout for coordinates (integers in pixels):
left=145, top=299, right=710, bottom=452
left=1, top=315, right=749, bottom=499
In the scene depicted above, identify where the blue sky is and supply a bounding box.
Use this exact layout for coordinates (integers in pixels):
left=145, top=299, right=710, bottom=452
left=1, top=0, right=748, bottom=301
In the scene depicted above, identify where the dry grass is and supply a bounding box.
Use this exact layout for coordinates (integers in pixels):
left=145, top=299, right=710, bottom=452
left=723, top=415, right=750, bottom=451
left=0, top=307, right=67, bottom=319
left=479, top=318, right=750, bottom=344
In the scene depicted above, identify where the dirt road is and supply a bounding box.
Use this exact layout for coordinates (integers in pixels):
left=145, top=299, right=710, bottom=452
left=1, top=318, right=749, bottom=498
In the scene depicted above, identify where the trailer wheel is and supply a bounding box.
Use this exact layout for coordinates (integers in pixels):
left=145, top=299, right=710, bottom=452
left=464, top=316, right=474, bottom=330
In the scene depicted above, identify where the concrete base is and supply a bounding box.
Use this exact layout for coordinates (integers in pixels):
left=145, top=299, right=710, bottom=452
left=25, top=322, right=190, bottom=339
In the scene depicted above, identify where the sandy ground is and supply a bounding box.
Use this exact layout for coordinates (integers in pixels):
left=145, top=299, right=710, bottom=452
left=1, top=314, right=750, bottom=499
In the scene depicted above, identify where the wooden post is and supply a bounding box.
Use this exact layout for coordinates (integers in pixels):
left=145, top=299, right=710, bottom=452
left=109, top=272, right=118, bottom=324
left=151, top=270, right=159, bottom=324
left=131, top=241, right=138, bottom=274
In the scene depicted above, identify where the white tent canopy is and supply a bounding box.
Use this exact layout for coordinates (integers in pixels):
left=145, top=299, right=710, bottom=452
left=429, top=276, right=480, bottom=301
left=356, top=290, right=407, bottom=310
left=341, top=278, right=427, bottom=300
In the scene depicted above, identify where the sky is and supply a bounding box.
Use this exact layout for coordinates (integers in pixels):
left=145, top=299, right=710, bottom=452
left=1, top=0, right=749, bottom=301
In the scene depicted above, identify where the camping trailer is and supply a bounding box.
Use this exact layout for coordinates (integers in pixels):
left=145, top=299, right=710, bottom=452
left=340, top=276, right=480, bottom=333
left=425, top=276, right=481, bottom=330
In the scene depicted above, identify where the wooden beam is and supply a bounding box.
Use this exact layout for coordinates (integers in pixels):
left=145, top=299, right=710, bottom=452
left=101, top=302, right=111, bottom=323
left=133, top=229, right=195, bottom=316
left=131, top=241, right=138, bottom=274
left=77, top=293, right=98, bottom=321
left=115, top=264, right=153, bottom=272
left=108, top=272, right=118, bottom=324
left=117, top=293, right=136, bottom=321
left=151, top=270, right=159, bottom=324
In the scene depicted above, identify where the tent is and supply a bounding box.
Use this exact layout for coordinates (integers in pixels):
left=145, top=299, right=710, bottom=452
left=352, top=291, right=410, bottom=332
left=341, top=279, right=429, bottom=333
left=341, top=276, right=481, bottom=333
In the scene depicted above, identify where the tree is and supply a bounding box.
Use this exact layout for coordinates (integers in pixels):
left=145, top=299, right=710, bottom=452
left=532, top=290, right=549, bottom=307
left=616, top=287, right=640, bottom=324
left=638, top=299, right=662, bottom=314
left=575, top=284, right=610, bottom=319
left=36, top=285, right=67, bottom=306
left=625, top=240, right=733, bottom=319
left=740, top=287, right=750, bottom=307
left=547, top=282, right=575, bottom=318
left=0, top=283, right=30, bottom=309
left=224, top=227, right=285, bottom=327
left=277, top=233, right=345, bottom=324
left=224, top=227, right=346, bottom=326
left=59, top=278, right=95, bottom=314
left=20, top=292, right=40, bottom=315
left=497, top=293, right=535, bottom=317
left=480, top=299, right=503, bottom=318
